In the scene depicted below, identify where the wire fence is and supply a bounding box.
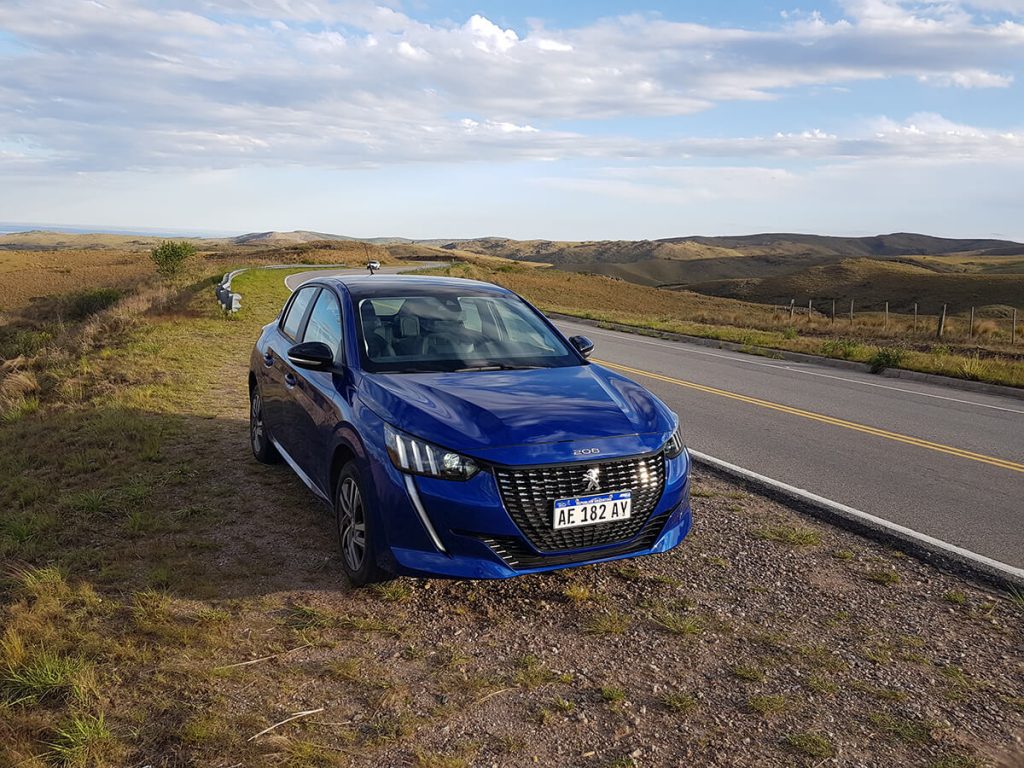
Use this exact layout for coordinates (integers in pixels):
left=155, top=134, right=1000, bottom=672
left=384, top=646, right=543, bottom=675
left=770, top=299, right=1020, bottom=345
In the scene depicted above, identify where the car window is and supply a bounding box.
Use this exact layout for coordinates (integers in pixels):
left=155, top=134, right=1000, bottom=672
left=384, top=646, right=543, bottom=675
left=303, top=289, right=343, bottom=359
left=356, top=294, right=578, bottom=373
left=282, top=286, right=318, bottom=340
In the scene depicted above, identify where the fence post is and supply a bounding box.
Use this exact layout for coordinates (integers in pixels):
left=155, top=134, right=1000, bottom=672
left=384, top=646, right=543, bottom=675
left=849, top=299, right=854, bottom=325
left=969, top=306, right=975, bottom=340
left=1013, top=308, right=1018, bottom=345
left=789, top=299, right=795, bottom=322
left=937, top=304, right=947, bottom=339
left=884, top=301, right=889, bottom=330
left=913, top=302, right=918, bottom=332
left=831, top=299, right=836, bottom=325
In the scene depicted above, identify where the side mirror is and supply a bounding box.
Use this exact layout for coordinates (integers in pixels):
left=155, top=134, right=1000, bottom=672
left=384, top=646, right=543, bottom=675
left=569, top=335, right=594, bottom=359
left=287, top=341, right=335, bottom=371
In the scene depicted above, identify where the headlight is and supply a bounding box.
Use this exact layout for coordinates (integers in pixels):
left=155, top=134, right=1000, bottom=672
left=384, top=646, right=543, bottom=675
left=384, top=424, right=480, bottom=480
left=664, top=425, right=685, bottom=459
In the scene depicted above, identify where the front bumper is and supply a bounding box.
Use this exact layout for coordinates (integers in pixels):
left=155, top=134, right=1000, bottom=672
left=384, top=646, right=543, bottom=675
left=365, top=433, right=692, bottom=579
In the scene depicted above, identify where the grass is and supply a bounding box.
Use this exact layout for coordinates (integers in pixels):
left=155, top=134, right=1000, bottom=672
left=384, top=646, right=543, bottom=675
left=754, top=524, right=822, bottom=547
left=48, top=712, right=118, bottom=767
left=782, top=731, right=835, bottom=758
left=730, top=663, right=765, bottom=683
left=943, top=590, right=967, bottom=606
left=649, top=607, right=703, bottom=637
left=868, top=712, right=935, bottom=744
left=562, top=584, right=593, bottom=603
left=865, top=569, right=901, bottom=586
left=512, top=654, right=560, bottom=690
left=805, top=674, right=839, bottom=694
left=661, top=692, right=698, bottom=714
left=1, top=649, right=90, bottom=706
left=586, top=609, right=631, bottom=635
left=600, top=685, right=626, bottom=704
left=747, top=694, right=790, bottom=716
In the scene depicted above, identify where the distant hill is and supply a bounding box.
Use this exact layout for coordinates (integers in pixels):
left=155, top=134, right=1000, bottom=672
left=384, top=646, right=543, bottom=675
left=443, top=233, right=1024, bottom=293
left=231, top=230, right=357, bottom=245
left=684, top=258, right=1024, bottom=314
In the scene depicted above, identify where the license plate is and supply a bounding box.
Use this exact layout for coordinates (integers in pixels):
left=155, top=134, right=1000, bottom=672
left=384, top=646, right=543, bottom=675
left=553, top=491, right=632, bottom=530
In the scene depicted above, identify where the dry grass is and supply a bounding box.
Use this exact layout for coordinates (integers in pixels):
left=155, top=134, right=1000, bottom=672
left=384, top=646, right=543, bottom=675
left=1, top=253, right=1021, bottom=767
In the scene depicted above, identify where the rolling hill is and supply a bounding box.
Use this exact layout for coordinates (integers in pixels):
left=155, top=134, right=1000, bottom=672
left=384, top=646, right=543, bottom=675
left=681, top=258, right=1024, bottom=314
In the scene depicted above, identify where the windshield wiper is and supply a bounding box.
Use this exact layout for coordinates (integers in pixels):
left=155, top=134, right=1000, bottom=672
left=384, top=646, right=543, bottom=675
left=452, top=364, right=544, bottom=372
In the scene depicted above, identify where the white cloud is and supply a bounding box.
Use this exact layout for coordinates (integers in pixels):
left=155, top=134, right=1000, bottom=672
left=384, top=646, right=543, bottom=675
left=918, top=69, right=1014, bottom=87
left=0, top=1, right=1020, bottom=174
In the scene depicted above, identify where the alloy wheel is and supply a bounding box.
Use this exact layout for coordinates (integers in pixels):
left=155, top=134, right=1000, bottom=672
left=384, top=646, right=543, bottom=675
left=250, top=392, right=265, bottom=453
left=338, top=477, right=367, bottom=571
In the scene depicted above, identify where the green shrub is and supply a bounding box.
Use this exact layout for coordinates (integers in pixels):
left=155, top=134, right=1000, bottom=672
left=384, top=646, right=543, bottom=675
left=869, top=346, right=905, bottom=373
left=150, top=240, right=196, bottom=276
left=66, top=288, right=124, bottom=321
left=0, top=328, right=53, bottom=359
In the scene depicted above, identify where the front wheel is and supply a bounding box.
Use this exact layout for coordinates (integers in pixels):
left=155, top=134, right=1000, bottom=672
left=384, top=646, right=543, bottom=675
left=250, top=386, right=280, bottom=464
left=336, top=463, right=391, bottom=586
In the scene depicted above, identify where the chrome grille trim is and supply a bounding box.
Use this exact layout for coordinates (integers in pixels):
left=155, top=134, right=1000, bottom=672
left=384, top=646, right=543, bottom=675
left=492, top=452, right=666, bottom=552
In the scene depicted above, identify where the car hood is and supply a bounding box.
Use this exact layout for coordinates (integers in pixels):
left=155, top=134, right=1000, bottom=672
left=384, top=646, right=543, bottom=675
left=359, top=364, right=673, bottom=458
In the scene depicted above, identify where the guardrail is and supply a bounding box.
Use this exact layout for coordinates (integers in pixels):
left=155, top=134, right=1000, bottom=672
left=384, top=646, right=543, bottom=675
left=214, top=263, right=358, bottom=312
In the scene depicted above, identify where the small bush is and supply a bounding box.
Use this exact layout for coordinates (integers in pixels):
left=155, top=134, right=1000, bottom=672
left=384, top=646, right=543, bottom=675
left=957, top=355, right=991, bottom=381
left=869, top=346, right=905, bottom=373
left=150, top=240, right=196, bottom=276
left=0, top=327, right=54, bottom=359
left=65, top=288, right=124, bottom=321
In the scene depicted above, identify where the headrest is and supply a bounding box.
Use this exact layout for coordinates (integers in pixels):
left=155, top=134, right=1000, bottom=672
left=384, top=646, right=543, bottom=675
left=398, top=316, right=420, bottom=337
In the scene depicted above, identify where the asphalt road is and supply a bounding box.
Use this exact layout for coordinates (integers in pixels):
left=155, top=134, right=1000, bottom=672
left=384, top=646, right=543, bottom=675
left=285, top=267, right=1024, bottom=568
left=555, top=319, right=1024, bottom=569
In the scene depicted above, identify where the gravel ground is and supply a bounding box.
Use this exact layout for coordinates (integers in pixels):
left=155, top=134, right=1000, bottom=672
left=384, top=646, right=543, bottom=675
left=206, top=466, right=1023, bottom=768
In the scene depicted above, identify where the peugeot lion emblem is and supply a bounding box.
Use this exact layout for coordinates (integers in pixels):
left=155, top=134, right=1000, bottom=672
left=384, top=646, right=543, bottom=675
left=584, top=467, right=601, bottom=492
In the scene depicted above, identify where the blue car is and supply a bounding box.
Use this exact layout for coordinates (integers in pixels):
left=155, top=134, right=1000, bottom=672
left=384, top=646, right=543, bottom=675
left=249, top=274, right=692, bottom=584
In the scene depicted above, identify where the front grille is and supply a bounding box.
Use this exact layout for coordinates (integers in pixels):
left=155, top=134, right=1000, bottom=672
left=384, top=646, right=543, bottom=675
left=493, top=452, right=666, bottom=552
left=481, top=511, right=671, bottom=570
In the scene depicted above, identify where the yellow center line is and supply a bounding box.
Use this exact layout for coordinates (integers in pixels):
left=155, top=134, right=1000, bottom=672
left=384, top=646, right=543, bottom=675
left=595, top=358, right=1024, bottom=475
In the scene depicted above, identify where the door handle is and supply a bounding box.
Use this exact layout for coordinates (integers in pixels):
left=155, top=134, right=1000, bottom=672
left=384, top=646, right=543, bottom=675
left=284, top=372, right=298, bottom=388
left=263, top=352, right=274, bottom=367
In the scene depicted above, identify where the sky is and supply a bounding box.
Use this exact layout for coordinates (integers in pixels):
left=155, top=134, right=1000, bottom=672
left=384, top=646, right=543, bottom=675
left=1, top=0, right=1023, bottom=240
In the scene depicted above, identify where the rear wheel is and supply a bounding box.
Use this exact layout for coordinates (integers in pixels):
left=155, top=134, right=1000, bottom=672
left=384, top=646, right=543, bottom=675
left=336, top=462, right=391, bottom=586
left=249, top=386, right=279, bottom=464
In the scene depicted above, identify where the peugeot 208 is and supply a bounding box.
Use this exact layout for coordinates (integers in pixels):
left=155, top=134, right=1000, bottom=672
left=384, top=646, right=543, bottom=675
left=249, top=275, right=692, bottom=585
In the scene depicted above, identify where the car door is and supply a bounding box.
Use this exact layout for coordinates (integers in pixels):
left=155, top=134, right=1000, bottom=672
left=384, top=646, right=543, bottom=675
left=289, top=287, right=346, bottom=489
left=261, top=285, right=319, bottom=459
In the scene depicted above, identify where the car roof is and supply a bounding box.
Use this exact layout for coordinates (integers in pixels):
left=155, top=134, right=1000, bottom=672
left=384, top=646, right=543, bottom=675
left=321, top=274, right=515, bottom=300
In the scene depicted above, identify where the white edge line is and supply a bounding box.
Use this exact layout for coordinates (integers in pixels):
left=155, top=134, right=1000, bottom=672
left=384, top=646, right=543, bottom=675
left=689, top=449, right=1024, bottom=588
left=404, top=474, right=447, bottom=554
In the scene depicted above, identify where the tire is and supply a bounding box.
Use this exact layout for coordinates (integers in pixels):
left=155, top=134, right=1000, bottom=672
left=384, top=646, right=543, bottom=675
left=249, top=385, right=280, bottom=464
left=335, top=462, right=391, bottom=586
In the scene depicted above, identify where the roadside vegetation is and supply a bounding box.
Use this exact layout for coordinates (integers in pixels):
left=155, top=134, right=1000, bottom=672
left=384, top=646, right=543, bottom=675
left=0, top=247, right=1021, bottom=765
left=422, top=261, right=1024, bottom=388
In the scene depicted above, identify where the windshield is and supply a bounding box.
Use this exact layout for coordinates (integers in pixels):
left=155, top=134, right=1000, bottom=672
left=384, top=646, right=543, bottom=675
left=356, top=294, right=581, bottom=373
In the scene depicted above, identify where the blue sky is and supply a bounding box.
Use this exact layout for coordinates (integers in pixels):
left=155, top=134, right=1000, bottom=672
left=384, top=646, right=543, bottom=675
left=1, top=0, right=1022, bottom=239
